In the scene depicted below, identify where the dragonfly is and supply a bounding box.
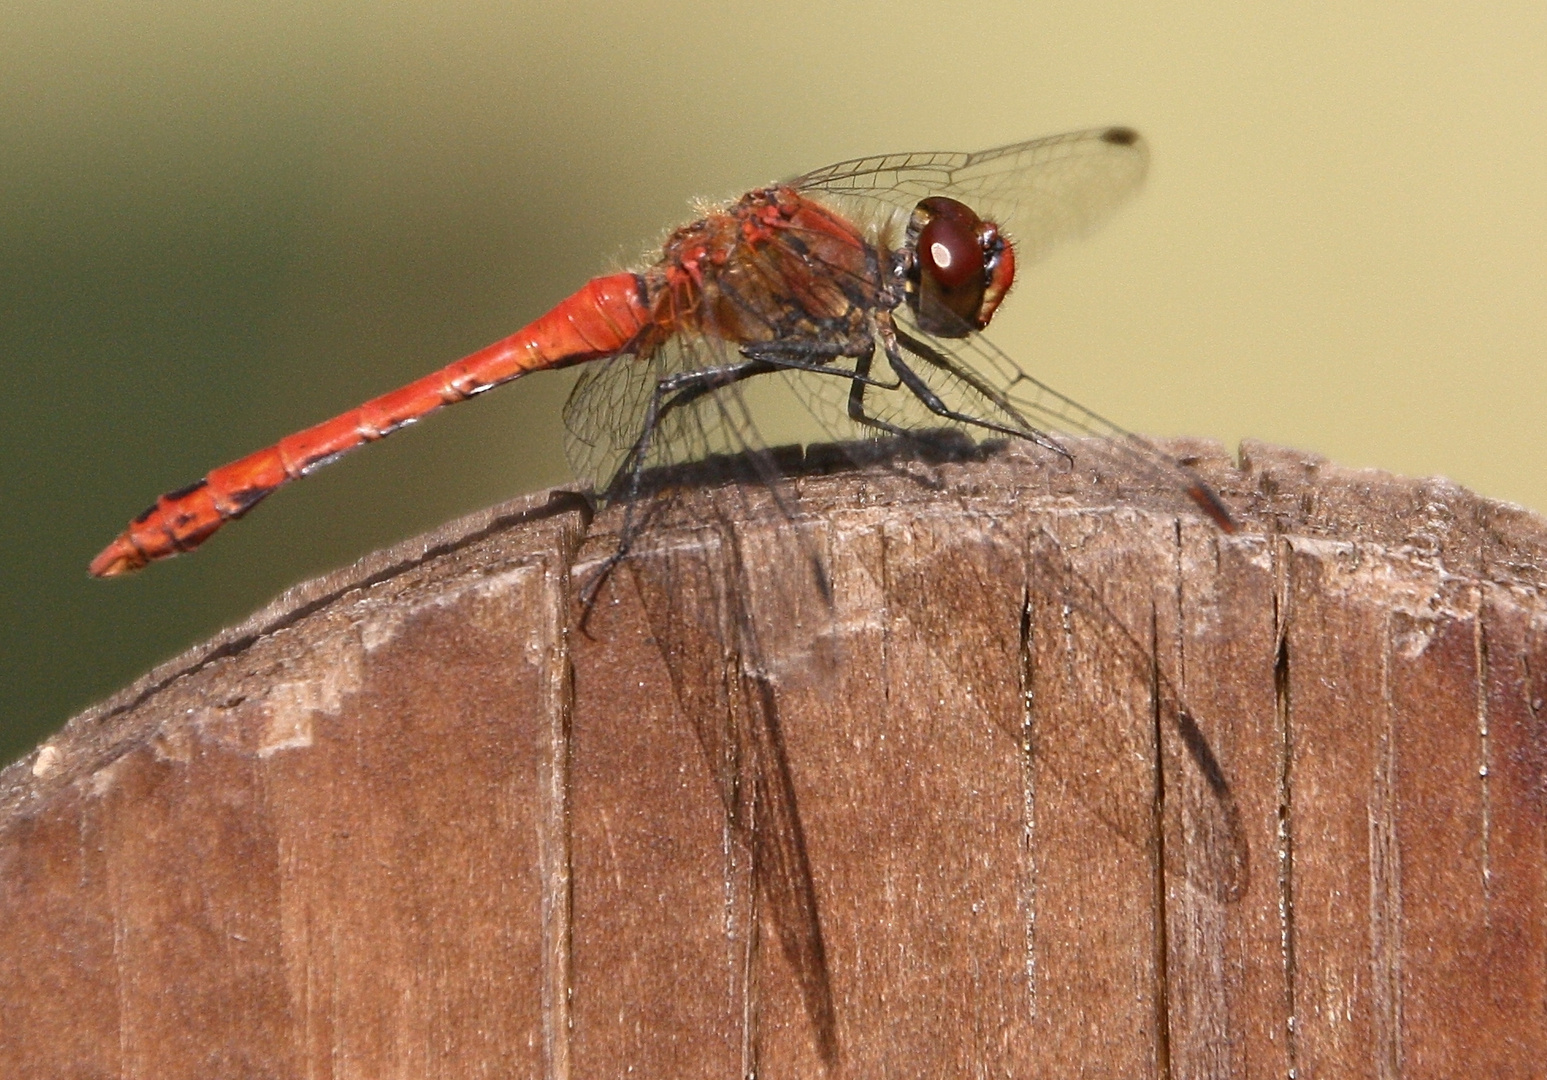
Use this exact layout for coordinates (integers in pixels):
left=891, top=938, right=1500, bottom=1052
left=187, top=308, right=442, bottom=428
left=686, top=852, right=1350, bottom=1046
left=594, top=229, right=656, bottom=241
left=84, top=129, right=1249, bottom=1068
left=89, top=126, right=1234, bottom=578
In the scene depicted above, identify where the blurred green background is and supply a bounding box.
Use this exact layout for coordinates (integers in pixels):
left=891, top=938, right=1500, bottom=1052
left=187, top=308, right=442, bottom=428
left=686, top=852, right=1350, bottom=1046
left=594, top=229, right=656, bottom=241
left=4, top=1, right=1546, bottom=765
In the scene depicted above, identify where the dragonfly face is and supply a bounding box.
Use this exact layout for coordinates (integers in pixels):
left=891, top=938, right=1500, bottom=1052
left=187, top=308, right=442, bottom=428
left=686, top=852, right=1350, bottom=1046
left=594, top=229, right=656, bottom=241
left=899, top=196, right=1017, bottom=338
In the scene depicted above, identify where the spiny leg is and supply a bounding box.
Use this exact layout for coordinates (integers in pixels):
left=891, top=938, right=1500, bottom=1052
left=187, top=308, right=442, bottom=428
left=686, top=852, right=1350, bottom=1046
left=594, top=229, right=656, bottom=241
left=579, top=357, right=783, bottom=612
left=740, top=337, right=965, bottom=484
left=583, top=342, right=899, bottom=613
left=845, top=344, right=916, bottom=438
left=883, top=326, right=1072, bottom=460
left=738, top=338, right=899, bottom=392
left=894, top=327, right=1236, bottom=530
left=615, top=334, right=909, bottom=524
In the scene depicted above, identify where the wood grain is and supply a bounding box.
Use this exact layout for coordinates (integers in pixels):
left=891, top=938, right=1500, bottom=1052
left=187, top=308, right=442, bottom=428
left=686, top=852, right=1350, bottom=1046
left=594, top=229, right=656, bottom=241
left=3, top=439, right=1545, bottom=1078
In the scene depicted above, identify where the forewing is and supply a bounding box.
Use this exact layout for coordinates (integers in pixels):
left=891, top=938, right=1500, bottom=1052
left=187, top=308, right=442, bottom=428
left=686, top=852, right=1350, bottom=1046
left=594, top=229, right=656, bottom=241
left=854, top=304, right=1235, bottom=529
left=793, top=127, right=1149, bottom=265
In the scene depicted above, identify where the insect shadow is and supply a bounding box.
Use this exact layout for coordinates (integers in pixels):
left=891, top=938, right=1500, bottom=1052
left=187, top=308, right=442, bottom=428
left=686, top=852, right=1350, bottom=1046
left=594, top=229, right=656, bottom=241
left=615, top=509, right=842, bottom=1072
left=582, top=433, right=997, bottom=1070
left=1020, top=525, right=1251, bottom=906
left=578, top=432, right=1249, bottom=1070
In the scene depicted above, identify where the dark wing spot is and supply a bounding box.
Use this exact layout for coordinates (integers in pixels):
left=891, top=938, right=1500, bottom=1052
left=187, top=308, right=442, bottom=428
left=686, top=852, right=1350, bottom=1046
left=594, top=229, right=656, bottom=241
left=1102, top=127, right=1140, bottom=146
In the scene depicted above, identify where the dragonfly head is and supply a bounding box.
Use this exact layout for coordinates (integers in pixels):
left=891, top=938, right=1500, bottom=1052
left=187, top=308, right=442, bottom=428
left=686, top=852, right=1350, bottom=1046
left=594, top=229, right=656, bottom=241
left=903, top=196, right=1015, bottom=338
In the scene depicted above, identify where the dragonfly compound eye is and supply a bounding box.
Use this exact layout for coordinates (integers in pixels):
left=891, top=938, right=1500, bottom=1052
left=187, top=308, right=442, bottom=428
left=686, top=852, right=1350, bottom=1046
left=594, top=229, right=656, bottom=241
left=907, top=197, right=1016, bottom=337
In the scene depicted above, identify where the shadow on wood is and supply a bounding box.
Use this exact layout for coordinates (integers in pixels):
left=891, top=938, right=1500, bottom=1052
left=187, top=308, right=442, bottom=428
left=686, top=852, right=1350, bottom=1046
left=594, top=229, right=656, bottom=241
left=4, top=438, right=1546, bottom=1078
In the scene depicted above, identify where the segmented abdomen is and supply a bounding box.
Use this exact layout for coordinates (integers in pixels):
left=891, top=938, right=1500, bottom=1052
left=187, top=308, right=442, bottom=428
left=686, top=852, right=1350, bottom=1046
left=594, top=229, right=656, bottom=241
left=90, top=273, right=655, bottom=576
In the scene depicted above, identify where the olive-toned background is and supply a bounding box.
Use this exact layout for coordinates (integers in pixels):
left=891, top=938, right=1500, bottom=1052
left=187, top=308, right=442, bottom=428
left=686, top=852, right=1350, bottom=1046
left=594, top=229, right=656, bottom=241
left=4, top=1, right=1545, bottom=765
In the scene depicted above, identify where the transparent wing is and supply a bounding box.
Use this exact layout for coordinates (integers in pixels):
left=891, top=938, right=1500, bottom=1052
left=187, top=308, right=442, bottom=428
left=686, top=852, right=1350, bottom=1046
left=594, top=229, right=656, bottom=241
left=761, top=301, right=1231, bottom=529
left=563, top=334, right=801, bottom=501
left=884, top=305, right=1233, bottom=528
left=565, top=126, right=1224, bottom=526
left=564, top=329, right=1228, bottom=531
left=792, top=126, right=1149, bottom=265
left=563, top=348, right=670, bottom=497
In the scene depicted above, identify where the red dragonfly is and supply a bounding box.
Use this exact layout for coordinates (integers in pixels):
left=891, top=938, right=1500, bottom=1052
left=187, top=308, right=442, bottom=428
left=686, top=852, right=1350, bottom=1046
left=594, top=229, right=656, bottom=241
left=89, top=126, right=1233, bottom=578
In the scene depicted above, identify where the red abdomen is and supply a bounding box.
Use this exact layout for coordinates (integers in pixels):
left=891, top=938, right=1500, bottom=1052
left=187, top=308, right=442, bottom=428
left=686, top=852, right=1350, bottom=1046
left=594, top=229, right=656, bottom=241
left=90, top=273, right=655, bottom=576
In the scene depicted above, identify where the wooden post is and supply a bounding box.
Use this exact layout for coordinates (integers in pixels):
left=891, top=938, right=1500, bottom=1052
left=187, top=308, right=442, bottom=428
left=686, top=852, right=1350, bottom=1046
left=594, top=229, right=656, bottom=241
left=4, top=439, right=1545, bottom=1077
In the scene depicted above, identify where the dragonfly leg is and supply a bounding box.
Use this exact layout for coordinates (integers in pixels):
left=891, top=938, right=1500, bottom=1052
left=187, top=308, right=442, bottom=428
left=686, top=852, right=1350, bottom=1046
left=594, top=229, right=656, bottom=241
left=842, top=345, right=917, bottom=438
left=579, top=357, right=783, bottom=611
left=743, top=339, right=985, bottom=469
left=738, top=338, right=900, bottom=391
left=739, top=336, right=923, bottom=444
left=895, top=331, right=1240, bottom=529
left=881, top=326, right=1072, bottom=460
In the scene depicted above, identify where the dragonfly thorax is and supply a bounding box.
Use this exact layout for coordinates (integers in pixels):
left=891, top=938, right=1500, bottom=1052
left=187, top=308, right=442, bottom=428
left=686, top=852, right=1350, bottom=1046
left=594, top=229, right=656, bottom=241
left=647, top=187, right=884, bottom=349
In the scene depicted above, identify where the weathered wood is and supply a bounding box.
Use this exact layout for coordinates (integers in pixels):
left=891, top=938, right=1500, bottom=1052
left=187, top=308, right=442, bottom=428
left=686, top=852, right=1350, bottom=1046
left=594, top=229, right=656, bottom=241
left=3, top=439, right=1545, bottom=1078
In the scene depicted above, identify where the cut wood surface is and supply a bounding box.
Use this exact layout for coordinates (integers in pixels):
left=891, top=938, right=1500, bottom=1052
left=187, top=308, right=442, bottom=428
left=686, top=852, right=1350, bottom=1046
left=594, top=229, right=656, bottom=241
left=4, top=437, right=1546, bottom=1078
